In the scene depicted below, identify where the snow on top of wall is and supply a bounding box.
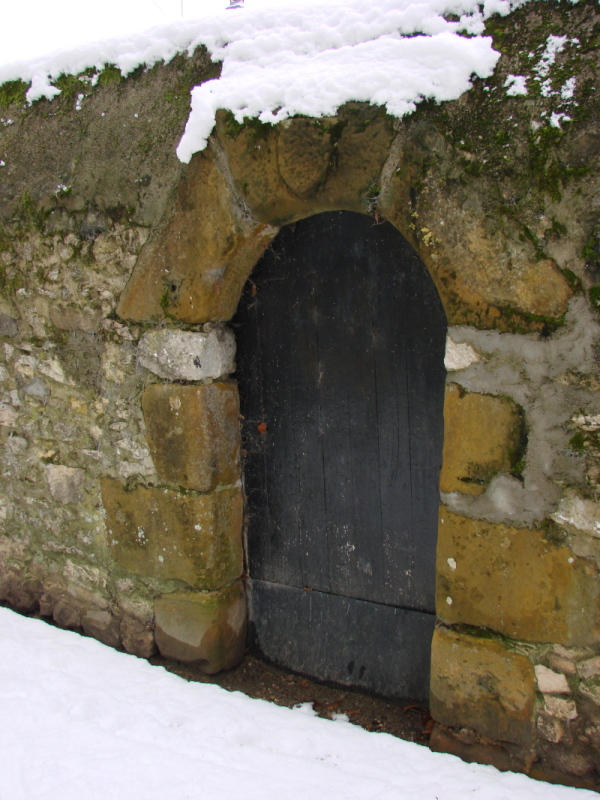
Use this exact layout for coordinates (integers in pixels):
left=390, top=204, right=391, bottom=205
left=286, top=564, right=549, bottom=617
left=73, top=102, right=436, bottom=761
left=0, top=0, right=528, bottom=163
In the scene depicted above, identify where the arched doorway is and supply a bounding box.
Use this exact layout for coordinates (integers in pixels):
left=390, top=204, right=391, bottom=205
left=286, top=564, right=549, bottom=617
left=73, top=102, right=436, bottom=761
left=235, top=211, right=447, bottom=699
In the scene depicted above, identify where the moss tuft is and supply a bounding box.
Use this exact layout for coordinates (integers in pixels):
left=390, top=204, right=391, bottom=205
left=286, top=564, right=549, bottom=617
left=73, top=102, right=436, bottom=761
left=588, top=285, right=600, bottom=309
left=223, top=110, right=273, bottom=143
left=569, top=431, right=586, bottom=454
left=561, top=268, right=583, bottom=295
left=96, top=64, right=124, bottom=88
left=0, top=79, right=28, bottom=109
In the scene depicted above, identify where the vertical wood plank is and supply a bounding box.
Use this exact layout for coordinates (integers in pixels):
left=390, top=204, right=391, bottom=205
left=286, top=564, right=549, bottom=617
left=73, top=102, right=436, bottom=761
left=235, top=211, right=446, bottom=693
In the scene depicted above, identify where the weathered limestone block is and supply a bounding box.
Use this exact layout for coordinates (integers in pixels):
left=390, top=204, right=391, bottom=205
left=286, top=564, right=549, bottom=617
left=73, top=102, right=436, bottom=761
left=277, top=118, right=332, bottom=198
left=578, top=657, right=600, bottom=679
left=444, top=336, right=480, bottom=371
left=81, top=608, right=121, bottom=649
left=215, top=104, right=394, bottom=223
left=142, top=382, right=240, bottom=492
left=45, top=464, right=85, bottom=505
left=154, top=580, right=246, bottom=673
left=551, top=493, right=600, bottom=538
left=437, top=507, right=600, bottom=645
left=102, top=479, right=243, bottom=590
left=137, top=327, right=236, bottom=382
left=535, top=665, right=571, bottom=694
left=430, top=627, right=535, bottom=746
left=0, top=573, right=40, bottom=615
left=53, top=600, right=81, bottom=630
left=0, top=314, right=18, bottom=337
left=116, top=150, right=277, bottom=323
left=120, top=616, right=157, bottom=659
left=440, top=384, right=524, bottom=496
left=49, top=306, right=102, bottom=333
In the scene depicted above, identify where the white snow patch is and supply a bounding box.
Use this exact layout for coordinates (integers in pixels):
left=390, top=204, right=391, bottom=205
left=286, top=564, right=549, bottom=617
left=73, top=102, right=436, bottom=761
left=505, top=73, right=528, bottom=96
left=550, top=111, right=571, bottom=128
left=534, top=34, right=568, bottom=79
left=560, top=76, right=576, bottom=100
left=0, top=0, right=528, bottom=164
left=0, top=607, right=594, bottom=800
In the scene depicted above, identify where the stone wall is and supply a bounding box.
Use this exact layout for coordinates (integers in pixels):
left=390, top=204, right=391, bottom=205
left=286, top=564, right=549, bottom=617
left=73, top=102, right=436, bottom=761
left=1, top=0, right=600, bottom=789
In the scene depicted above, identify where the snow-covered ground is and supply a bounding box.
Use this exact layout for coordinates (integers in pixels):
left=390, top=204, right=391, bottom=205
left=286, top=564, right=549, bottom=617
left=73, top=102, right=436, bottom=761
left=0, top=607, right=595, bottom=800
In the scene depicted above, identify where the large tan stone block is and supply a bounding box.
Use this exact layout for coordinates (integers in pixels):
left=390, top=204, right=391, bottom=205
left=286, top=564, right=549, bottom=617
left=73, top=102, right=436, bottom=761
left=116, top=150, right=277, bottom=323
left=430, top=627, right=535, bottom=746
left=379, top=125, right=572, bottom=330
left=154, top=581, right=246, bottom=673
left=215, top=104, right=394, bottom=224
left=437, top=507, right=600, bottom=645
left=102, top=479, right=243, bottom=590
left=142, top=382, right=240, bottom=492
left=440, top=385, right=524, bottom=495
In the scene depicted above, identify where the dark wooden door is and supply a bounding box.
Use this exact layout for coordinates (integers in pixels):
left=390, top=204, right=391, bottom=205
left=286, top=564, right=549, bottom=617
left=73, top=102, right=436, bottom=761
left=235, top=211, right=446, bottom=700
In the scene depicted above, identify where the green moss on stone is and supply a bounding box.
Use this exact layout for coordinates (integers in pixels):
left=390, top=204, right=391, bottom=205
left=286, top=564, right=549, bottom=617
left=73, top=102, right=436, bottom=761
left=96, top=64, right=124, bottom=88
left=223, top=110, right=273, bottom=143
left=588, top=285, right=600, bottom=309
left=561, top=268, right=583, bottom=294
left=569, top=431, right=586, bottom=454
left=0, top=79, right=28, bottom=109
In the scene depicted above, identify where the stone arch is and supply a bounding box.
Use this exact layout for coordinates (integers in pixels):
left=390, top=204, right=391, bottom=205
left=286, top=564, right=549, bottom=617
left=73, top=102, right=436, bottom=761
left=112, top=102, right=600, bottom=777
left=117, top=105, right=572, bottom=333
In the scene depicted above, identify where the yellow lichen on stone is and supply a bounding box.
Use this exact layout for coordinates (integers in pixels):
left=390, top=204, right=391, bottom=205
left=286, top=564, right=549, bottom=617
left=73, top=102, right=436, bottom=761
left=430, top=626, right=535, bottom=746
left=154, top=580, right=246, bottom=672
left=440, top=384, right=523, bottom=495
left=116, top=149, right=278, bottom=323
left=215, top=105, right=394, bottom=224
left=142, top=382, right=240, bottom=493
left=437, top=507, right=600, bottom=645
left=102, top=479, right=243, bottom=590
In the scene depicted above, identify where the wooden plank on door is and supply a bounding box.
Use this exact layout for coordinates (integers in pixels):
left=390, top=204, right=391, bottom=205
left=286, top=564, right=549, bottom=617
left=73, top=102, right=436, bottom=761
left=249, top=579, right=436, bottom=700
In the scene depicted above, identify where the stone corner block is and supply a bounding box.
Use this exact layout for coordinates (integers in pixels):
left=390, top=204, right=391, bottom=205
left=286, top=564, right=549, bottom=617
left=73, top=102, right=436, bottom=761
left=137, top=327, right=236, bottom=382
left=436, top=507, right=600, bottom=645
left=430, top=626, right=535, bottom=746
left=101, top=479, right=243, bottom=590
left=154, top=581, right=246, bottom=673
left=440, top=384, right=523, bottom=496
left=142, top=382, right=240, bottom=492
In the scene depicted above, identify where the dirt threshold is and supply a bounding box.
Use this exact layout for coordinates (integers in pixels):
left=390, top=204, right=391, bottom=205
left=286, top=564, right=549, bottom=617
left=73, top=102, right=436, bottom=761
left=149, top=650, right=433, bottom=745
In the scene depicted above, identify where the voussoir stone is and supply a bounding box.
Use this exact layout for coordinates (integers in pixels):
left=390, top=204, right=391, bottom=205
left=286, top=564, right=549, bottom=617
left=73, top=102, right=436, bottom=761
left=116, top=149, right=278, bottom=323
left=102, top=479, right=243, bottom=590
left=430, top=627, right=535, bottom=746
left=277, top=118, right=333, bottom=198
left=440, top=384, right=523, bottom=496
left=142, top=381, right=240, bottom=492
left=437, top=506, right=600, bottom=645
left=137, top=327, right=236, bottom=381
left=154, top=580, right=246, bottom=673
